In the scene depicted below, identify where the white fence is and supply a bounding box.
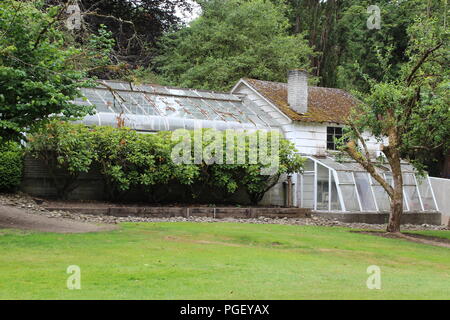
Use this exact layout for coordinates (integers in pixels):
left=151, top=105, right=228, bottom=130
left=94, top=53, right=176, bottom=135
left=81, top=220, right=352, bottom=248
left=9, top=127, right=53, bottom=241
left=430, top=177, right=450, bottom=225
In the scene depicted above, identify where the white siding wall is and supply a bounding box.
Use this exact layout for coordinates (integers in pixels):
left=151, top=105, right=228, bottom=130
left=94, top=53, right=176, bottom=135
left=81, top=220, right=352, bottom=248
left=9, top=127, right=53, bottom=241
left=282, top=122, right=382, bottom=156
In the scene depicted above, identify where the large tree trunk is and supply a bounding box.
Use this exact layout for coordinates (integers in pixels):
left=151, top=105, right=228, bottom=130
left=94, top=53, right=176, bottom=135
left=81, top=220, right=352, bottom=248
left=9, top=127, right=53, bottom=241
left=384, top=133, right=404, bottom=233
left=387, top=185, right=403, bottom=233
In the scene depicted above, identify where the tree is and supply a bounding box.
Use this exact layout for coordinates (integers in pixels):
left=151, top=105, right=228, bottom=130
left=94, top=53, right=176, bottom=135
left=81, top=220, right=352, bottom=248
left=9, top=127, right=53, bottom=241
left=0, top=0, right=93, bottom=141
left=0, top=137, right=23, bottom=192
left=276, top=0, right=439, bottom=91
left=44, top=0, right=193, bottom=68
left=342, top=10, right=449, bottom=233
left=155, top=0, right=314, bottom=91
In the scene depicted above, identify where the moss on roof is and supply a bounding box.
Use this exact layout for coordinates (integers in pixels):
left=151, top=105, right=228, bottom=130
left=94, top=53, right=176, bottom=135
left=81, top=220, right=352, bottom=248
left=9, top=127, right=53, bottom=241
left=244, top=78, right=358, bottom=124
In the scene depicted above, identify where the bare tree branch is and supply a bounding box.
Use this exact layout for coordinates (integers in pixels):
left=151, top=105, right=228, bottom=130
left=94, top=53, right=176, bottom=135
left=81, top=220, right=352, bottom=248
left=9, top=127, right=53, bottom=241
left=406, top=42, right=443, bottom=86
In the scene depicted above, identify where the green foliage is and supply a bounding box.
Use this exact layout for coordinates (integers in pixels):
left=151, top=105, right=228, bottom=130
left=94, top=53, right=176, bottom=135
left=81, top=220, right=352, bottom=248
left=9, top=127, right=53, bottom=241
left=26, top=121, right=95, bottom=198
left=155, top=0, right=314, bottom=91
left=277, top=0, right=443, bottom=91
left=79, top=24, right=121, bottom=79
left=345, top=10, right=449, bottom=173
left=0, top=138, right=23, bottom=192
left=0, top=0, right=93, bottom=141
left=27, top=122, right=304, bottom=204
left=91, top=127, right=199, bottom=200
left=196, top=130, right=304, bottom=204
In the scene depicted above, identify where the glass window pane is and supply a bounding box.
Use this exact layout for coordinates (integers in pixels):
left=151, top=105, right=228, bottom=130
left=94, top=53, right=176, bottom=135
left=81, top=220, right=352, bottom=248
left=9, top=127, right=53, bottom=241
left=416, top=176, right=437, bottom=211
left=340, top=185, right=360, bottom=211
left=404, top=185, right=422, bottom=211
left=330, top=174, right=341, bottom=211
left=354, top=172, right=377, bottom=211
left=304, top=159, right=314, bottom=172
left=300, top=174, right=314, bottom=209
left=337, top=172, right=353, bottom=184
left=403, top=173, right=416, bottom=185
left=316, top=164, right=329, bottom=210
left=372, top=185, right=390, bottom=211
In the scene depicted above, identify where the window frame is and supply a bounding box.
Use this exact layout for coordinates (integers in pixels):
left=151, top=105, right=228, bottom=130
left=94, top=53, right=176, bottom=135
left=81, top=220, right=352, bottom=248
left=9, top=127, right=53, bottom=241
left=326, top=126, right=344, bottom=151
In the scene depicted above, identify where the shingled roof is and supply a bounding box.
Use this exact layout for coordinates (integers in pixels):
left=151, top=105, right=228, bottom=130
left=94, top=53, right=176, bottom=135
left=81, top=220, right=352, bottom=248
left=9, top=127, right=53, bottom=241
left=243, top=78, right=358, bottom=124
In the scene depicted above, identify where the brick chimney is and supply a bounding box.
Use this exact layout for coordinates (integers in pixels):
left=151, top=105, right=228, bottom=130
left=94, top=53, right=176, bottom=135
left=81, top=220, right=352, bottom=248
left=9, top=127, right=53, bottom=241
left=287, top=69, right=308, bottom=114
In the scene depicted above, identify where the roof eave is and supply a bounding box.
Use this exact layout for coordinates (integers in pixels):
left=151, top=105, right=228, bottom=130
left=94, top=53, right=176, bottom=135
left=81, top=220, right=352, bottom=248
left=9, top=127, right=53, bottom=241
left=231, top=79, right=293, bottom=124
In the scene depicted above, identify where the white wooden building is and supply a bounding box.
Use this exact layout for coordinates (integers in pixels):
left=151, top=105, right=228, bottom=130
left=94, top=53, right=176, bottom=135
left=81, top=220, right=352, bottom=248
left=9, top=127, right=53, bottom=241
left=230, top=70, right=438, bottom=213
left=72, top=71, right=439, bottom=214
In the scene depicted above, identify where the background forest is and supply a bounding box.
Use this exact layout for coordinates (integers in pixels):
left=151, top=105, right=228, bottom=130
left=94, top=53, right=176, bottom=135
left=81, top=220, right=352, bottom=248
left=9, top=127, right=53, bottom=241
left=1, top=0, right=448, bottom=177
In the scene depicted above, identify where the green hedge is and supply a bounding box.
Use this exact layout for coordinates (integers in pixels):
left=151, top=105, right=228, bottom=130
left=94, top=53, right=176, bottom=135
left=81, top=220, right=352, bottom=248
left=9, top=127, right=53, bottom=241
left=0, top=139, right=23, bottom=192
left=27, top=121, right=305, bottom=203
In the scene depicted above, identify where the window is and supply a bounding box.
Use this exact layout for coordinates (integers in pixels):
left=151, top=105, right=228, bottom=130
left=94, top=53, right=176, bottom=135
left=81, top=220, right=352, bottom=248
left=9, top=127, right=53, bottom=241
left=327, top=127, right=343, bottom=150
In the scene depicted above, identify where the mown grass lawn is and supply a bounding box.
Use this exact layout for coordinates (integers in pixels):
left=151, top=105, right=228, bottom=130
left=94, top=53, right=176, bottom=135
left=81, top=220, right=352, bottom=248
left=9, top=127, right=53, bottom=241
left=0, top=222, right=448, bottom=300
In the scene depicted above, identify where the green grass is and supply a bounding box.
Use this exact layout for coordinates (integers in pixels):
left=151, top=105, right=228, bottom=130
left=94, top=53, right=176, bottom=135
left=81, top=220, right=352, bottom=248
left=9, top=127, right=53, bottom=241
left=0, top=223, right=449, bottom=300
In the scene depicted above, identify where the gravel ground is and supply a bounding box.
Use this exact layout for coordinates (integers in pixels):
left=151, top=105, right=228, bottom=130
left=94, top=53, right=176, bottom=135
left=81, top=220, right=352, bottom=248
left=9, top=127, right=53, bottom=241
left=0, top=192, right=448, bottom=231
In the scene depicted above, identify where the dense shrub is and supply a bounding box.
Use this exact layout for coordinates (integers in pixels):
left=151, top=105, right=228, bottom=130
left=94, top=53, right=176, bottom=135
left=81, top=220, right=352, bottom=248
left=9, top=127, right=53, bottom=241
left=91, top=127, right=200, bottom=201
left=27, top=121, right=95, bottom=199
left=26, top=121, right=305, bottom=204
left=0, top=138, right=23, bottom=192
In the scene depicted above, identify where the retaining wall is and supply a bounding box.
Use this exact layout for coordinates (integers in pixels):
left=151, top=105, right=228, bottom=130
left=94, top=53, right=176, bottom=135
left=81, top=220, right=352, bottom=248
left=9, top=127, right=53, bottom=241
left=44, top=204, right=312, bottom=219
left=313, top=211, right=442, bottom=225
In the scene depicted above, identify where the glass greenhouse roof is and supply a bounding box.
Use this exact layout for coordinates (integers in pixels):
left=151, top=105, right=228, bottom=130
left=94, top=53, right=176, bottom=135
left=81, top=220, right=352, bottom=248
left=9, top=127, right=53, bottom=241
left=73, top=80, right=276, bottom=131
left=298, top=155, right=438, bottom=213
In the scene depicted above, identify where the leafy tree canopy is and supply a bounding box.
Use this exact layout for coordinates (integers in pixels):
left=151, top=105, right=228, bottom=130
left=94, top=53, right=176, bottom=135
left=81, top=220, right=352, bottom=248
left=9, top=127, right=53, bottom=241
left=0, top=0, right=93, bottom=141
left=155, top=0, right=314, bottom=91
left=44, top=0, right=193, bottom=68
left=341, top=8, right=449, bottom=232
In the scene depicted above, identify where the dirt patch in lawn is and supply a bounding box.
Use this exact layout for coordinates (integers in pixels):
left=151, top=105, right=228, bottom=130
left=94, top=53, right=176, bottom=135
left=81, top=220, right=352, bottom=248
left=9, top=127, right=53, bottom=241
left=164, top=235, right=244, bottom=247
left=352, top=230, right=450, bottom=248
left=0, top=205, right=117, bottom=234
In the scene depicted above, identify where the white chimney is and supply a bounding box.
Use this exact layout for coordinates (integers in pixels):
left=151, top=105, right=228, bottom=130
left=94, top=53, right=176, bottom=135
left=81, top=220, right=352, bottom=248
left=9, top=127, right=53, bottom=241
left=288, top=69, right=308, bottom=114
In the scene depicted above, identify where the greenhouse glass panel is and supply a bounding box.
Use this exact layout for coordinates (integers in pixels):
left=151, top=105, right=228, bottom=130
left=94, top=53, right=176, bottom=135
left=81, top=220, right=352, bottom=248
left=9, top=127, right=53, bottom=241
left=372, top=185, right=390, bottom=211
left=330, top=173, right=341, bottom=211
left=301, top=174, right=315, bottom=209
left=316, top=164, right=329, bottom=210
left=340, top=184, right=360, bottom=211
left=402, top=173, right=422, bottom=211
left=404, top=185, right=422, bottom=211
left=403, top=173, right=416, bottom=186
left=337, top=171, right=353, bottom=184
left=416, top=177, right=437, bottom=211
left=304, top=159, right=315, bottom=172
left=354, top=172, right=377, bottom=211
left=134, top=95, right=159, bottom=116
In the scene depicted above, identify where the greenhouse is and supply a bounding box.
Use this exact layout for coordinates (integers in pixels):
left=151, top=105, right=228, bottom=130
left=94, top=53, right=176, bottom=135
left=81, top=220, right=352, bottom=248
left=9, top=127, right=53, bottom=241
left=297, top=156, right=439, bottom=213
left=70, top=81, right=440, bottom=214
left=73, top=80, right=277, bottom=131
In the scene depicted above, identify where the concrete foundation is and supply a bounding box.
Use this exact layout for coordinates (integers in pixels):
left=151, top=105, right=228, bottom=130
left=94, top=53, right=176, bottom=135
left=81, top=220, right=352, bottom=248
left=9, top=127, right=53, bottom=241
left=313, top=211, right=442, bottom=225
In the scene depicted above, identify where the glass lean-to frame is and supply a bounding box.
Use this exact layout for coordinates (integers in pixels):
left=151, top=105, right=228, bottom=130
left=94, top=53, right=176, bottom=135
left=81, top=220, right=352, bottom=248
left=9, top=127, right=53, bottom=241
left=298, top=156, right=439, bottom=213
left=73, top=80, right=278, bottom=131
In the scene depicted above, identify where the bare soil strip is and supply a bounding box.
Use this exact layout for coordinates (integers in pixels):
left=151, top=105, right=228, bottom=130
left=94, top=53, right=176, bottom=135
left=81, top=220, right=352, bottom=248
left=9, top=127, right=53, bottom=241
left=352, top=230, right=450, bottom=248
left=0, top=205, right=117, bottom=234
